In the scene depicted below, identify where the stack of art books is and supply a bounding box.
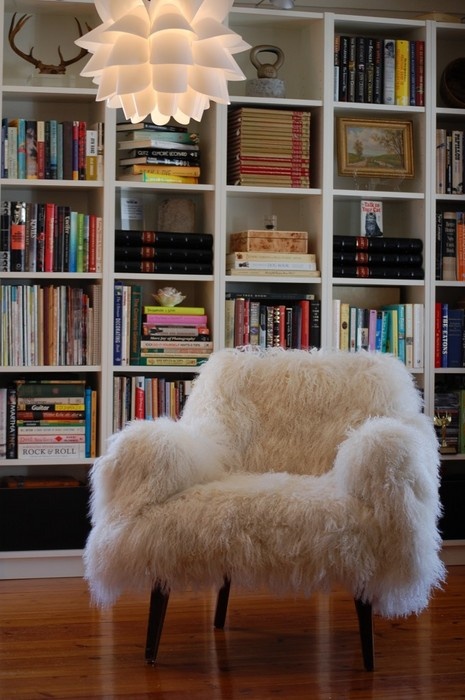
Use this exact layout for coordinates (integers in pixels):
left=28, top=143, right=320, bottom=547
left=116, top=122, right=200, bottom=183
left=227, top=107, right=311, bottom=188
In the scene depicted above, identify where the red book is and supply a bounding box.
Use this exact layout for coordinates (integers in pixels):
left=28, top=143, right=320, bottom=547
left=44, top=202, right=56, bottom=272
left=415, top=40, right=425, bottom=107
left=78, top=121, right=87, bottom=180
left=134, top=377, right=145, bottom=418
left=299, top=299, right=310, bottom=350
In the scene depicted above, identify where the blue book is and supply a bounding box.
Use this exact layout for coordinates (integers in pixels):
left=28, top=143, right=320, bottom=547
left=68, top=210, right=78, bottom=272
left=441, top=303, right=449, bottom=368
left=447, top=308, right=464, bottom=368
left=49, top=119, right=58, bottom=179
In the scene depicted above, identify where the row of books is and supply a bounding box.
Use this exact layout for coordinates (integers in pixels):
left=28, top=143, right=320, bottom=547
left=113, top=284, right=211, bottom=367
left=436, top=129, right=464, bottom=196
left=1, top=200, right=102, bottom=273
left=436, top=210, right=465, bottom=282
left=333, top=235, right=424, bottom=279
left=227, top=107, right=311, bottom=188
left=0, top=118, right=104, bottom=181
left=434, top=303, right=465, bottom=369
left=0, top=283, right=100, bottom=367
left=116, top=121, right=201, bottom=184
left=0, top=380, right=97, bottom=460
left=334, top=36, right=424, bottom=106
left=333, top=300, right=424, bottom=369
left=113, top=375, right=194, bottom=431
left=114, top=229, right=213, bottom=275
left=225, top=292, right=321, bottom=350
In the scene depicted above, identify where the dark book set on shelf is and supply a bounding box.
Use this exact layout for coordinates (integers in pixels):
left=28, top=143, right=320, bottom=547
left=435, top=209, right=465, bottom=281
left=114, top=229, right=213, bottom=274
left=333, top=235, right=424, bottom=279
left=225, top=292, right=320, bottom=351
left=334, top=35, right=424, bottom=106
left=434, top=302, right=465, bottom=369
left=0, top=118, right=104, bottom=181
left=0, top=379, right=97, bottom=461
left=113, top=284, right=211, bottom=368
left=227, top=107, right=311, bottom=188
left=436, top=128, right=464, bottom=196
left=1, top=200, right=102, bottom=273
left=117, top=122, right=201, bottom=183
left=113, top=375, right=194, bottom=431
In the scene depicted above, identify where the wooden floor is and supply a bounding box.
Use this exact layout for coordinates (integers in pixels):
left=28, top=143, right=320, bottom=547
left=0, top=567, right=464, bottom=700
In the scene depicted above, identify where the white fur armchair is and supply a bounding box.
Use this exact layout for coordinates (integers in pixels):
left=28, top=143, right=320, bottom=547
left=84, top=348, right=445, bottom=670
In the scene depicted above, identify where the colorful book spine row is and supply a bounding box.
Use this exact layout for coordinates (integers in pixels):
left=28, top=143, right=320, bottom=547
left=0, top=283, right=101, bottom=367
left=332, top=300, right=424, bottom=369
left=0, top=381, right=97, bottom=460
left=434, top=304, right=465, bottom=369
left=334, top=36, right=424, bottom=106
left=436, top=129, right=464, bottom=195
left=0, top=200, right=103, bottom=273
left=225, top=295, right=321, bottom=350
left=436, top=210, right=465, bottom=282
left=113, top=375, right=194, bottom=431
left=0, top=118, right=104, bottom=181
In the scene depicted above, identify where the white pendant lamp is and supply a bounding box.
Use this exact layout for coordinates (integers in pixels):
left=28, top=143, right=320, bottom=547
left=76, top=0, right=250, bottom=125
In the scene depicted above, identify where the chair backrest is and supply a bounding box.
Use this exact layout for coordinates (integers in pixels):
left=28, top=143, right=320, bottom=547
left=179, top=348, right=424, bottom=477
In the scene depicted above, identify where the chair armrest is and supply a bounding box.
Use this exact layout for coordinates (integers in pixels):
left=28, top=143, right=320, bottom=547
left=332, top=415, right=445, bottom=616
left=89, top=417, right=227, bottom=523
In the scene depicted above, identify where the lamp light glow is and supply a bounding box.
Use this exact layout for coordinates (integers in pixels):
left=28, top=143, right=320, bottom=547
left=77, top=0, right=250, bottom=125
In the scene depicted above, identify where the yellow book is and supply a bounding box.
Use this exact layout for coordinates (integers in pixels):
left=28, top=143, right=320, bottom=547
left=395, top=39, right=410, bottom=106
left=340, top=302, right=350, bottom=351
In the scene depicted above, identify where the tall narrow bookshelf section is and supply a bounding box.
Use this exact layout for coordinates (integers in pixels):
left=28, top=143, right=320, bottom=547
left=1, top=2, right=464, bottom=578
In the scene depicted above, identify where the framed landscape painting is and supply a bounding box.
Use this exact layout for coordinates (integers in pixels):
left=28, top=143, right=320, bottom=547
left=337, top=118, right=414, bottom=178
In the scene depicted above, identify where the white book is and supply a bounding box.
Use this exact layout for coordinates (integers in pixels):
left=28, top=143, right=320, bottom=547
left=17, top=443, right=87, bottom=459
left=452, top=130, right=464, bottom=195
left=332, top=299, right=341, bottom=350
left=383, top=39, right=396, bottom=105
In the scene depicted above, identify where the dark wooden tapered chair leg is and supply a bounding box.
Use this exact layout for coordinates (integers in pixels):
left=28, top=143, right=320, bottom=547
left=145, top=581, right=170, bottom=664
left=214, top=577, right=231, bottom=629
left=354, top=597, right=374, bottom=671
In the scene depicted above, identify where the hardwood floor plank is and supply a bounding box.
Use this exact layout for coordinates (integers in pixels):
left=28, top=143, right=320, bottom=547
left=0, top=567, right=464, bottom=699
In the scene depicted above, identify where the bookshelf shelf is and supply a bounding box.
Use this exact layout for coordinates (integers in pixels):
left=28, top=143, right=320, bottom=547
left=1, top=0, right=464, bottom=577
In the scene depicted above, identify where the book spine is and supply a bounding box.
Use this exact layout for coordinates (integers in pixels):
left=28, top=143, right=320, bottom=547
left=383, top=39, right=395, bottom=105
left=10, top=201, right=26, bottom=272
left=395, top=40, right=410, bottom=106
left=6, top=385, right=17, bottom=459
left=113, top=281, right=124, bottom=366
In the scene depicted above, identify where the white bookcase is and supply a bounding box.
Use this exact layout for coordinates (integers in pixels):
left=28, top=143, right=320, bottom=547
left=0, top=1, right=464, bottom=578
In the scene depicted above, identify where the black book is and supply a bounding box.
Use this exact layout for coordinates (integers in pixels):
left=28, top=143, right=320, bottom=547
left=333, top=251, right=423, bottom=266
left=115, top=230, right=213, bottom=249
left=125, top=148, right=200, bottom=162
left=333, top=235, right=423, bottom=252
left=115, top=261, right=213, bottom=274
left=114, top=246, right=213, bottom=263
left=116, top=122, right=188, bottom=133
left=333, top=265, right=424, bottom=279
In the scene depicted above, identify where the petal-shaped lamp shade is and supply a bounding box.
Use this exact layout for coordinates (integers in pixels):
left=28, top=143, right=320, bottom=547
left=77, top=0, right=250, bottom=124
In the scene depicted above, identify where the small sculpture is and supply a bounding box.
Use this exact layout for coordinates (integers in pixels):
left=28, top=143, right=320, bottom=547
left=8, top=13, right=90, bottom=74
left=152, top=287, right=186, bottom=307
left=246, top=44, right=285, bottom=98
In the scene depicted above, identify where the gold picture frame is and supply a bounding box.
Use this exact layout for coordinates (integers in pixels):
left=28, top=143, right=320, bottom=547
left=337, top=118, right=414, bottom=179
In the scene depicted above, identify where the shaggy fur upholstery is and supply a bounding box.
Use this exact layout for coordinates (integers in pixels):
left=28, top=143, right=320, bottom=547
left=85, top=348, right=445, bottom=618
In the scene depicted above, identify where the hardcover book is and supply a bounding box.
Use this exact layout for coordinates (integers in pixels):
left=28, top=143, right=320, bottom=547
left=360, top=200, right=383, bottom=237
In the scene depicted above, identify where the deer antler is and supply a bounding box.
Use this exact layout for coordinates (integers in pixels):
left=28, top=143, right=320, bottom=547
left=8, top=13, right=91, bottom=75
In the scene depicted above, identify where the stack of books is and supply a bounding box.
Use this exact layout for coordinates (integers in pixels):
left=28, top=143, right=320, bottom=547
left=116, top=122, right=201, bottom=183
left=333, top=235, right=424, bottom=279
left=3, top=379, right=97, bottom=460
left=227, top=229, right=318, bottom=278
left=139, top=305, right=212, bottom=367
left=114, top=229, right=213, bottom=275
left=227, top=107, right=311, bottom=187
